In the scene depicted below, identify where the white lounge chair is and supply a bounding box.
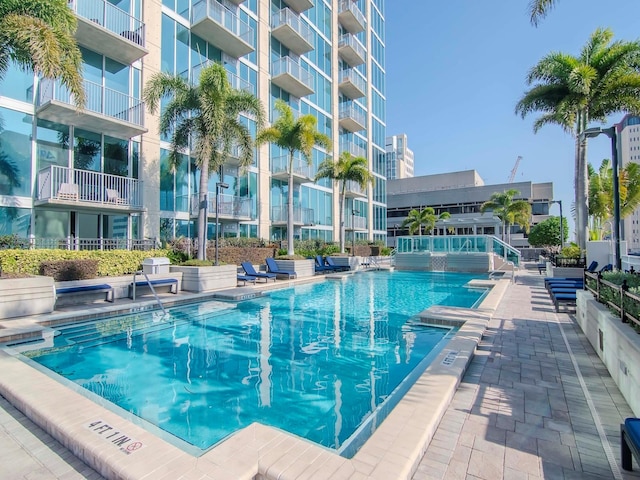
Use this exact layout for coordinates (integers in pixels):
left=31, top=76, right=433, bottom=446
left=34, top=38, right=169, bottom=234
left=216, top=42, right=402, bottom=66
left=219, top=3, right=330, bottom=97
left=58, top=183, right=78, bottom=201
left=106, top=188, right=126, bottom=204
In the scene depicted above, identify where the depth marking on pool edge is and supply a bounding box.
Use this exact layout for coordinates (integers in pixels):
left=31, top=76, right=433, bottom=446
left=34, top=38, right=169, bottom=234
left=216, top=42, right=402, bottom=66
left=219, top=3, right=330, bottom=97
left=441, top=350, right=459, bottom=366
left=85, top=420, right=144, bottom=455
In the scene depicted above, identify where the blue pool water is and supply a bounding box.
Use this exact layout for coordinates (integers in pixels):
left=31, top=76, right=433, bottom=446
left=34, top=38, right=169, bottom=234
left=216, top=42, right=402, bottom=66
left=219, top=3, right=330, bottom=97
left=25, top=271, right=486, bottom=455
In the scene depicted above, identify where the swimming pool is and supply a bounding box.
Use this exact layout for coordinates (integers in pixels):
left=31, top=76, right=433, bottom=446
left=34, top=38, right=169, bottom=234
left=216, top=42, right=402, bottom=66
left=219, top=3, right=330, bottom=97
left=23, top=271, right=486, bottom=456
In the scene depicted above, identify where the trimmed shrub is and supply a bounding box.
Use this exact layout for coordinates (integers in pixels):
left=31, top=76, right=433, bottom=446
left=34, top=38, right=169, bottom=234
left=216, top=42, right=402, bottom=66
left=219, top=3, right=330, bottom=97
left=181, top=259, right=214, bottom=266
left=40, top=259, right=99, bottom=281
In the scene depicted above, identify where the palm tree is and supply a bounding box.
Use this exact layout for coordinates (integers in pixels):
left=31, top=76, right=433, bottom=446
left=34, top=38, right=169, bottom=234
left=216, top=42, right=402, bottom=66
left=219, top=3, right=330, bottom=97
left=529, top=0, right=558, bottom=26
left=515, top=28, right=640, bottom=250
left=589, top=159, right=640, bottom=239
left=256, top=99, right=331, bottom=255
left=0, top=0, right=85, bottom=108
left=480, top=189, right=532, bottom=243
left=143, top=62, right=265, bottom=260
left=315, top=152, right=374, bottom=253
left=401, top=208, right=451, bottom=236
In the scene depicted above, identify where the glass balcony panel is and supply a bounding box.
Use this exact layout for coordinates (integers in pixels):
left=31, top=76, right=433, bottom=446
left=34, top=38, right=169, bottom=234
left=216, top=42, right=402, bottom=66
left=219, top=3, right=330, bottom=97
left=191, top=0, right=255, bottom=58
left=271, top=206, right=314, bottom=225
left=271, top=56, right=314, bottom=97
left=271, top=8, right=314, bottom=55
left=338, top=0, right=365, bottom=34
left=338, top=69, right=366, bottom=99
left=339, top=104, right=366, bottom=132
left=270, top=155, right=313, bottom=183
left=338, top=34, right=366, bottom=67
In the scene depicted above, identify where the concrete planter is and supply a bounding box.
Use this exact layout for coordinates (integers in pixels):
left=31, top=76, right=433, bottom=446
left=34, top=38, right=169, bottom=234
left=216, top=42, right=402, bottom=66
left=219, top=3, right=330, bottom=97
left=272, top=259, right=315, bottom=278
left=576, top=290, right=640, bottom=416
left=0, top=276, right=55, bottom=319
left=329, top=256, right=359, bottom=271
left=170, top=265, right=237, bottom=292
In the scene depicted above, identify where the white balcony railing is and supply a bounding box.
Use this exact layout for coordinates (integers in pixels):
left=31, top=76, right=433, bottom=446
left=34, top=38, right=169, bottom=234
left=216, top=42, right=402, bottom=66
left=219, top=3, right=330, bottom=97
left=68, top=0, right=145, bottom=46
left=192, top=0, right=254, bottom=47
left=345, top=180, right=367, bottom=197
left=191, top=193, right=255, bottom=219
left=339, top=142, right=367, bottom=159
left=339, top=69, right=366, bottom=95
left=345, top=214, right=367, bottom=229
left=271, top=155, right=314, bottom=179
left=271, top=8, right=314, bottom=45
left=271, top=206, right=314, bottom=224
left=338, top=0, right=366, bottom=31
left=271, top=56, right=314, bottom=91
left=339, top=103, right=366, bottom=127
left=338, top=34, right=366, bottom=60
left=37, top=165, right=143, bottom=208
left=190, top=62, right=256, bottom=95
left=38, top=78, right=144, bottom=127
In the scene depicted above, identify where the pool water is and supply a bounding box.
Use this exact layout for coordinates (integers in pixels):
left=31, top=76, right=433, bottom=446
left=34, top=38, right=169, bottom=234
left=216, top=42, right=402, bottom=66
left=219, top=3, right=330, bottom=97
left=25, top=271, right=486, bottom=455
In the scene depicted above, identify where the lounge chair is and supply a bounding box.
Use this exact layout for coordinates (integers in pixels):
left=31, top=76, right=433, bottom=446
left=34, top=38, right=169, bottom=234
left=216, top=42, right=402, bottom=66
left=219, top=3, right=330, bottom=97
left=599, top=264, right=613, bottom=273
left=58, top=183, right=79, bottom=201
left=241, top=262, right=276, bottom=282
left=106, top=188, right=126, bottom=204
left=622, top=418, right=640, bottom=471
left=586, top=261, right=598, bottom=273
left=314, top=255, right=330, bottom=274
left=237, top=274, right=258, bottom=285
left=552, top=292, right=577, bottom=312
left=325, top=256, right=349, bottom=272
left=265, top=257, right=297, bottom=279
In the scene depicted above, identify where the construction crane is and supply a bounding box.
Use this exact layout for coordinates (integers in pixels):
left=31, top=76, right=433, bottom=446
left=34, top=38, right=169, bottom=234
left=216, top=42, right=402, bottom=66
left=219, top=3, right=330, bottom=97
left=508, top=156, right=522, bottom=183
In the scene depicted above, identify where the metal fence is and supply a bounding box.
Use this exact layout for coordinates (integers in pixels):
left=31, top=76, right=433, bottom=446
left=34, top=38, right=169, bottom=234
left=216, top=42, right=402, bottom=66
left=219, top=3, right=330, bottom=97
left=584, top=271, right=640, bottom=330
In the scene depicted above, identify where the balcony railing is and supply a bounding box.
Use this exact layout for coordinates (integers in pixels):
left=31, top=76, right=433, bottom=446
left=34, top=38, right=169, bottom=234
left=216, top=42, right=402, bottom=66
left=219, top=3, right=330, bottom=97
left=338, top=0, right=365, bottom=33
left=339, top=103, right=366, bottom=131
left=32, top=237, right=157, bottom=251
left=68, top=0, right=145, bottom=47
left=338, top=69, right=366, bottom=99
left=190, top=62, right=256, bottom=95
left=345, top=180, right=367, bottom=197
left=338, top=34, right=366, bottom=66
left=271, top=56, right=314, bottom=97
left=271, top=206, right=314, bottom=224
left=271, top=8, right=314, bottom=55
left=345, top=214, right=367, bottom=229
left=37, top=165, right=143, bottom=208
left=191, top=193, right=255, bottom=219
left=340, top=142, right=367, bottom=159
left=191, top=0, right=254, bottom=57
left=271, top=155, right=314, bottom=180
left=38, top=78, right=144, bottom=127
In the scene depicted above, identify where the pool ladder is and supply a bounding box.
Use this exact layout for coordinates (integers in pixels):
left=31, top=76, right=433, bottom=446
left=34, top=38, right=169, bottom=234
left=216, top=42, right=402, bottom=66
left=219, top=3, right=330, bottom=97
left=132, top=271, right=167, bottom=315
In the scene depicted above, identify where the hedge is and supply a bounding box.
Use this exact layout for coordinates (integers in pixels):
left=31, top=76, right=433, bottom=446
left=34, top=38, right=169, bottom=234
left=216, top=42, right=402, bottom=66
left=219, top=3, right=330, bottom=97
left=0, top=249, right=171, bottom=277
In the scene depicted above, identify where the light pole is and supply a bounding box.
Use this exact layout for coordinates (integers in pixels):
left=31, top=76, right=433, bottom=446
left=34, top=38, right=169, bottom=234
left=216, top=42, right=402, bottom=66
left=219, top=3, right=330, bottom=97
left=215, top=181, right=229, bottom=266
left=351, top=209, right=359, bottom=256
left=551, top=200, right=564, bottom=249
left=582, top=126, right=621, bottom=270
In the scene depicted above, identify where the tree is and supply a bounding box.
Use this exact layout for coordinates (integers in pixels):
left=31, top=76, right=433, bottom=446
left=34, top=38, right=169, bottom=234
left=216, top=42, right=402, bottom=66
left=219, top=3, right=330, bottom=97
left=528, top=216, right=568, bottom=248
left=529, top=0, right=559, bottom=26
left=315, top=152, right=374, bottom=253
left=401, top=208, right=451, bottom=236
left=515, top=28, right=640, bottom=250
left=256, top=99, right=331, bottom=255
left=588, top=158, right=640, bottom=239
left=480, top=189, right=532, bottom=243
left=143, top=62, right=265, bottom=260
left=0, top=0, right=85, bottom=108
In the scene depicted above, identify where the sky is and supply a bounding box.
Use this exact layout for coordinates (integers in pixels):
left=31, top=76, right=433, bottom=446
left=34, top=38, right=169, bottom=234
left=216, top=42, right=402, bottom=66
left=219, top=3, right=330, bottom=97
left=384, top=0, right=640, bottom=237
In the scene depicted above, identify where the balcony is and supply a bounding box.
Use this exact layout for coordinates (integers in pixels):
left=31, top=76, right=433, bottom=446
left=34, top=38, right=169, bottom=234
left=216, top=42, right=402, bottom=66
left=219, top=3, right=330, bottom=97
left=191, top=193, right=255, bottom=220
left=271, top=206, right=314, bottom=226
left=191, top=0, right=255, bottom=58
left=338, top=0, right=365, bottom=34
left=35, top=165, right=143, bottom=211
left=339, top=104, right=366, bottom=132
left=37, top=79, right=146, bottom=139
left=271, top=8, right=314, bottom=55
left=227, top=0, right=246, bottom=4
left=344, top=180, right=367, bottom=198
left=338, top=69, right=366, bottom=99
left=68, top=0, right=147, bottom=65
left=191, top=62, right=256, bottom=95
left=281, top=0, right=313, bottom=13
left=339, top=141, right=366, bottom=159
left=338, top=34, right=366, bottom=67
left=345, top=214, right=367, bottom=230
left=271, top=155, right=313, bottom=184
left=271, top=57, right=314, bottom=97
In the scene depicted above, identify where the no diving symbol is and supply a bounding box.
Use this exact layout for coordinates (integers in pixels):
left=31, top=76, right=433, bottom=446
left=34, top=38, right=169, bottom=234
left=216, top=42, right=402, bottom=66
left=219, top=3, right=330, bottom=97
left=126, top=442, right=143, bottom=452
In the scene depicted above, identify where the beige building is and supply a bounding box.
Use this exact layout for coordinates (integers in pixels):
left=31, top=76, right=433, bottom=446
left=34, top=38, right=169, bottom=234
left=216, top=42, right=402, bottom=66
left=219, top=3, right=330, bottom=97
left=385, top=133, right=414, bottom=179
left=617, top=115, right=640, bottom=253
left=0, top=0, right=387, bottom=247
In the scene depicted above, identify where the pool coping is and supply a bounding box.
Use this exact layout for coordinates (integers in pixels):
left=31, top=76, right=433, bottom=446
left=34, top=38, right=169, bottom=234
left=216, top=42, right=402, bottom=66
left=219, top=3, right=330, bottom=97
left=0, top=277, right=509, bottom=480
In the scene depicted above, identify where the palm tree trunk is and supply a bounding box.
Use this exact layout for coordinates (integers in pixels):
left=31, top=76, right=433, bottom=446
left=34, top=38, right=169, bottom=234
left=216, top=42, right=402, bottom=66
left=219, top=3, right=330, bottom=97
left=197, top=159, right=210, bottom=260
left=339, top=184, right=346, bottom=254
left=287, top=151, right=295, bottom=256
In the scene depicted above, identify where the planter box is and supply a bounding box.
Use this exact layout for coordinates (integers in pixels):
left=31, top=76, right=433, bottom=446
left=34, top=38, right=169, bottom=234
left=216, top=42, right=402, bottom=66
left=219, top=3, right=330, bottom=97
left=549, top=266, right=584, bottom=278
left=0, top=276, right=55, bottom=319
left=272, top=259, right=315, bottom=278
left=170, top=265, right=237, bottom=292
left=576, top=290, right=640, bottom=416
left=329, top=256, right=359, bottom=271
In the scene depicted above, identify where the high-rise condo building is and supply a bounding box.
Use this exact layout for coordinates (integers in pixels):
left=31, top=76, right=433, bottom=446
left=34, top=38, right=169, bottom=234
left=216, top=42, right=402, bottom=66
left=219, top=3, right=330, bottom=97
left=0, top=0, right=386, bottom=248
left=385, top=133, right=414, bottom=179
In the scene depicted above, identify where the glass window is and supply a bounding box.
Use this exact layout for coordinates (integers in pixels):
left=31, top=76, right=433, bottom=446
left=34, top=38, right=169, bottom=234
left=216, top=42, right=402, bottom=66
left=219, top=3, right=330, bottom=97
left=104, top=136, right=129, bottom=176
left=0, top=207, right=31, bottom=237
left=0, top=65, right=34, bottom=103
left=0, top=107, right=33, bottom=196
left=74, top=129, right=102, bottom=171
left=34, top=210, right=69, bottom=238
left=36, top=119, right=69, bottom=170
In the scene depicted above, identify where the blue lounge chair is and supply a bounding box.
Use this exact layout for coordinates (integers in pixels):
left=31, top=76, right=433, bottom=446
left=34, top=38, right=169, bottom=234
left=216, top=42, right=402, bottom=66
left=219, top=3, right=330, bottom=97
left=552, top=292, right=577, bottom=312
left=325, top=256, right=350, bottom=271
left=237, top=274, right=258, bottom=285
left=599, top=264, right=613, bottom=273
left=622, top=418, right=640, bottom=471
left=586, top=261, right=598, bottom=273
left=241, top=262, right=276, bottom=282
left=265, top=257, right=297, bottom=279
left=314, top=255, right=331, bottom=273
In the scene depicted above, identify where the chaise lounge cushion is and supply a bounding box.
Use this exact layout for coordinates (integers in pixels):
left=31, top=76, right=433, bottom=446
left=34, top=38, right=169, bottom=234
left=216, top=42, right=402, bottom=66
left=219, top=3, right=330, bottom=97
left=626, top=418, right=640, bottom=449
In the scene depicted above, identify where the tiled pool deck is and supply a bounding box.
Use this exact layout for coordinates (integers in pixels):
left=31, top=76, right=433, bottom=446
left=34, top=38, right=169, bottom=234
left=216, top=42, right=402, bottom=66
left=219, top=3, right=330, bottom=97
left=0, top=266, right=639, bottom=479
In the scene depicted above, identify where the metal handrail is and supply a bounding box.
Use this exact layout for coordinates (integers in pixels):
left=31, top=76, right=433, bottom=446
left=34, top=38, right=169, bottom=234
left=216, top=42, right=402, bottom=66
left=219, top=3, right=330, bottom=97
left=132, top=271, right=167, bottom=315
